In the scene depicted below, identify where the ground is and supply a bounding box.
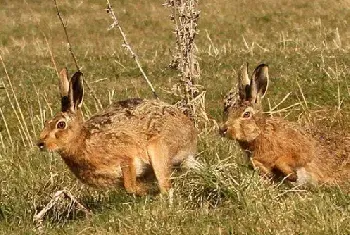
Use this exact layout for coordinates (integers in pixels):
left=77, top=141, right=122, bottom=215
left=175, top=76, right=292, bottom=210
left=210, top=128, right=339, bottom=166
left=0, top=0, right=350, bottom=234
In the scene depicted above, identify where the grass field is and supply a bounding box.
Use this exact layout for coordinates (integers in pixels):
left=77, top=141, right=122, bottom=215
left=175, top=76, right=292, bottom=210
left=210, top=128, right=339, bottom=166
left=1, top=0, right=350, bottom=234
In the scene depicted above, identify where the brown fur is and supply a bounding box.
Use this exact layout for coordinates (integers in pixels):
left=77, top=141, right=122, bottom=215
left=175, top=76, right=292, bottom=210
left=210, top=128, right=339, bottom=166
left=38, top=70, right=197, bottom=195
left=302, top=128, right=350, bottom=185
left=220, top=63, right=350, bottom=185
left=222, top=102, right=315, bottom=182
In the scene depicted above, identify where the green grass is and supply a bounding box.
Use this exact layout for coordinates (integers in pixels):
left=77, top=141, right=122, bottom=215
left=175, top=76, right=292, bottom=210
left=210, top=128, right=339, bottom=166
left=0, top=0, right=350, bottom=234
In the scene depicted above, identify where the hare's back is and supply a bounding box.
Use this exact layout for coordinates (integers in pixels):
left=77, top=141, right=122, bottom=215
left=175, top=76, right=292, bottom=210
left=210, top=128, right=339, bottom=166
left=259, top=117, right=315, bottom=164
left=87, top=98, right=144, bottom=125
left=85, top=98, right=193, bottom=136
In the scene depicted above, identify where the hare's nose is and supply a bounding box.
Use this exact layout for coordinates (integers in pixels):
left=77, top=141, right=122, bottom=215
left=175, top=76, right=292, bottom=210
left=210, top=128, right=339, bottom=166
left=37, top=141, right=45, bottom=151
left=219, top=125, right=228, bottom=136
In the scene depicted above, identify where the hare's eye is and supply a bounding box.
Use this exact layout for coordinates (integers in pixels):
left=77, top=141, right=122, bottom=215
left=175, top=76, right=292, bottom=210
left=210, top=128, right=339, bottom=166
left=56, top=121, right=66, bottom=129
left=243, top=111, right=251, bottom=118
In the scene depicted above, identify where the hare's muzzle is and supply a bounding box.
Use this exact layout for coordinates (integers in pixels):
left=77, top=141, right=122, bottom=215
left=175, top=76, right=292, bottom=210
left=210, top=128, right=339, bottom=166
left=219, top=125, right=228, bottom=137
left=37, top=141, right=46, bottom=151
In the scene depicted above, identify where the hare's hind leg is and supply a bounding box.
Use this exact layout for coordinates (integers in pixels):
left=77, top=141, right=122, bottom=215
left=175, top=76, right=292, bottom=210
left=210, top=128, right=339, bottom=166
left=251, top=159, right=273, bottom=178
left=274, top=158, right=297, bottom=182
left=147, top=141, right=171, bottom=194
left=121, top=158, right=147, bottom=195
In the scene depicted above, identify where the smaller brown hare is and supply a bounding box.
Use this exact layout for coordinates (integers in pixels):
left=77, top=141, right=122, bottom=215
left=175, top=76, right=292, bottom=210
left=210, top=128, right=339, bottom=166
left=37, top=69, right=197, bottom=195
left=220, top=63, right=316, bottom=183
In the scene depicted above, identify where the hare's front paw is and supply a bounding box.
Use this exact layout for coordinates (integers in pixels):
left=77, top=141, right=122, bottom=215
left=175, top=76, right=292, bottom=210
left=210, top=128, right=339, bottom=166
left=123, top=182, right=148, bottom=196
left=135, top=183, right=148, bottom=196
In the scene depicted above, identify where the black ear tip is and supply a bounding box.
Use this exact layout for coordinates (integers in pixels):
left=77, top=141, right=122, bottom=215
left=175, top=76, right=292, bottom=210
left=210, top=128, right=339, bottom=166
left=71, top=71, right=83, bottom=85
left=253, top=64, right=269, bottom=74
left=61, top=96, right=70, bottom=112
left=74, top=71, right=83, bottom=77
left=258, top=63, right=268, bottom=68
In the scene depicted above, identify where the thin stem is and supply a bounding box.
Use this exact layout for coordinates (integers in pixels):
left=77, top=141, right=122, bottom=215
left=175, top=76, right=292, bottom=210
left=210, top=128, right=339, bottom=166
left=106, top=0, right=158, bottom=99
left=53, top=0, right=103, bottom=110
left=53, top=0, right=79, bottom=71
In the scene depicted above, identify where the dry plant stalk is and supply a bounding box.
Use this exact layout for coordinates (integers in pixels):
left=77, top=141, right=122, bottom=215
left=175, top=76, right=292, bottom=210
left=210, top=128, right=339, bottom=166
left=0, top=107, right=13, bottom=146
left=164, top=0, right=208, bottom=127
left=53, top=0, right=79, bottom=71
left=106, top=0, right=158, bottom=99
left=0, top=54, right=32, bottom=147
left=53, top=0, right=103, bottom=111
left=33, top=190, right=92, bottom=230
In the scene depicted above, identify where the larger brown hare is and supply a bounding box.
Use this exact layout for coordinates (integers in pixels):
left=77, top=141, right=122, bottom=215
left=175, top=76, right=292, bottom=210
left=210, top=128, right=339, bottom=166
left=220, top=63, right=350, bottom=185
left=37, top=69, right=197, bottom=195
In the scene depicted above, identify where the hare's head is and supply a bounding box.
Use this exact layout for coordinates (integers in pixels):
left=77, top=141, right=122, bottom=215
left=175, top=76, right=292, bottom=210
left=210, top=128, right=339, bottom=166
left=220, top=63, right=269, bottom=142
left=37, top=68, right=84, bottom=152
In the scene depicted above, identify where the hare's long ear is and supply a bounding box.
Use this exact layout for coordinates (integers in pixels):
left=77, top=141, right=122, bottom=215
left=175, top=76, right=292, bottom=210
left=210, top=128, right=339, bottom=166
left=250, top=64, right=269, bottom=104
left=237, top=63, right=251, bottom=102
left=68, top=71, right=84, bottom=112
left=59, top=68, right=71, bottom=112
